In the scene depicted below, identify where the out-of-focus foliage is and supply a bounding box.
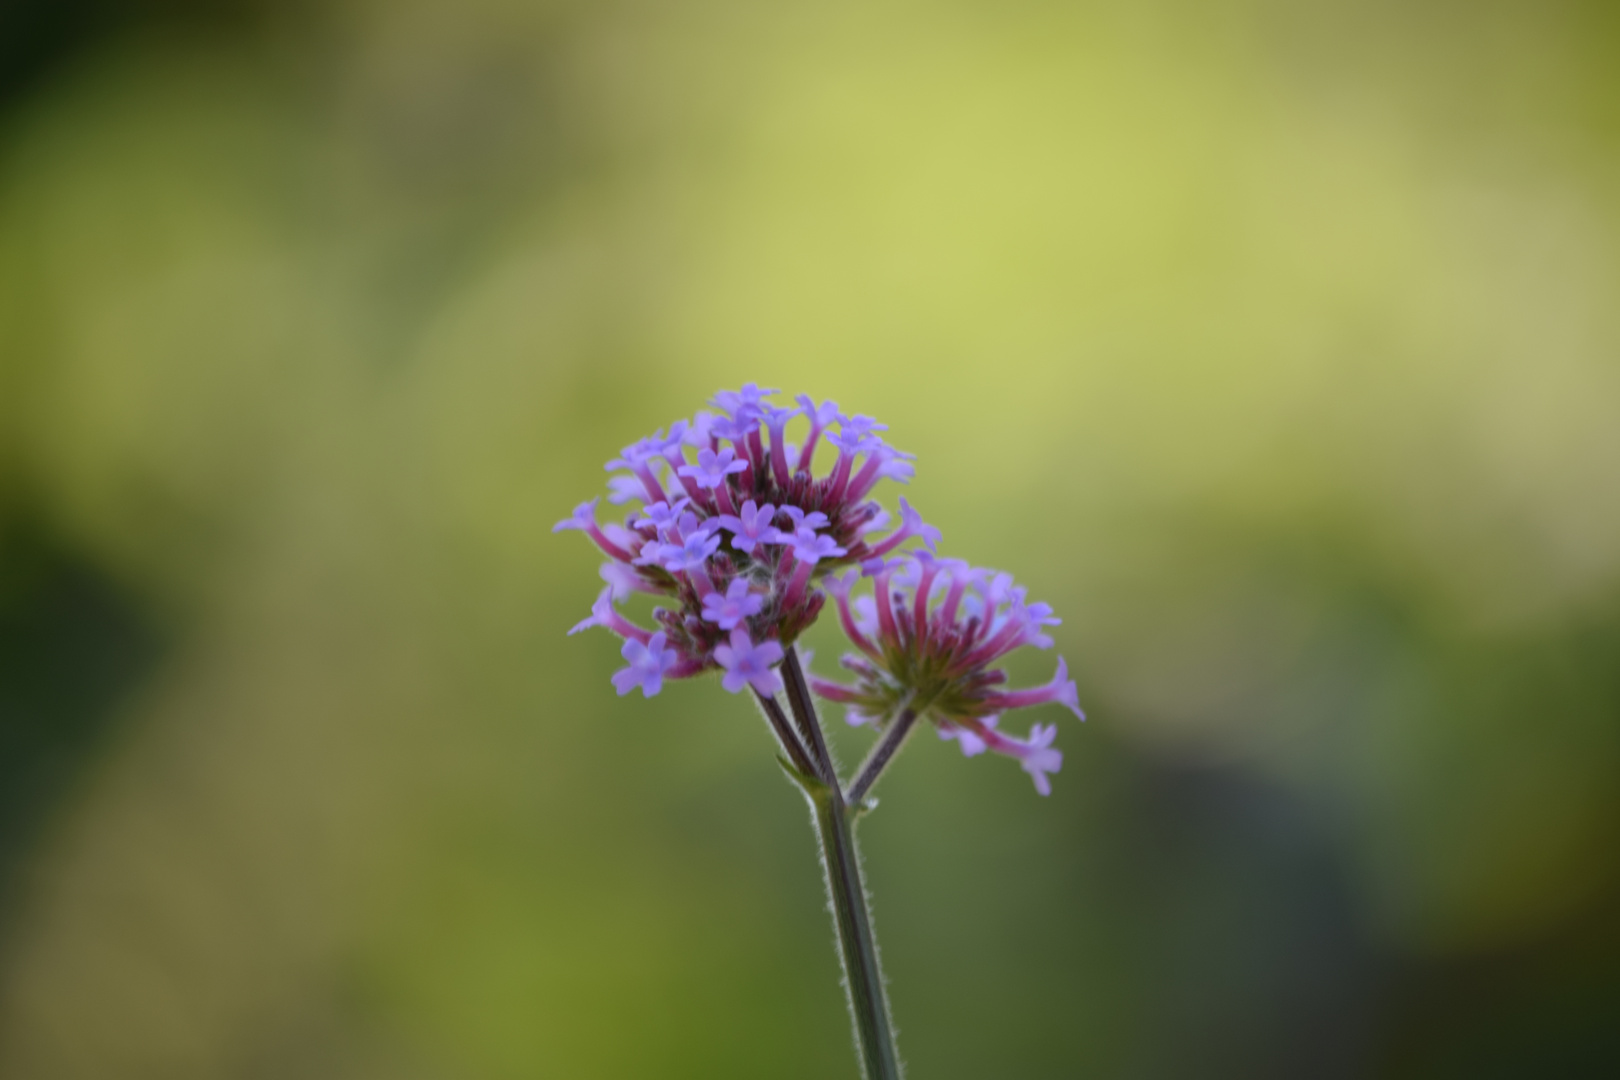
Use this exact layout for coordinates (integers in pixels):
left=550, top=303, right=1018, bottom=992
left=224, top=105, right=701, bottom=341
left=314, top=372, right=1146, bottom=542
left=1, top=1, right=1618, bottom=1077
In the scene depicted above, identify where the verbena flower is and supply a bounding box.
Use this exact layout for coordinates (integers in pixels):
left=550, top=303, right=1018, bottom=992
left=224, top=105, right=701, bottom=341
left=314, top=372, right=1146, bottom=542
left=560, top=385, right=1088, bottom=1078
left=613, top=632, right=680, bottom=698
left=702, top=578, right=766, bottom=630
left=715, top=629, right=785, bottom=695
left=809, top=552, right=1083, bottom=794
left=557, top=385, right=934, bottom=697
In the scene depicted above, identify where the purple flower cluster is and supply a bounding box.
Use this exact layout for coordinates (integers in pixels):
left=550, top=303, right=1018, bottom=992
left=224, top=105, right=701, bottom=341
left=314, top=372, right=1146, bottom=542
left=557, top=384, right=932, bottom=700
left=559, top=384, right=1083, bottom=795
left=810, top=553, right=1083, bottom=795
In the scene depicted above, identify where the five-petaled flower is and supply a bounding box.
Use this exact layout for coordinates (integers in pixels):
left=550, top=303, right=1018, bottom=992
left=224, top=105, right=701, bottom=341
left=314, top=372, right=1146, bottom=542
left=703, top=578, right=766, bottom=630
left=714, top=628, right=785, bottom=696
left=613, top=632, right=680, bottom=698
left=713, top=500, right=781, bottom=554
left=680, top=446, right=750, bottom=489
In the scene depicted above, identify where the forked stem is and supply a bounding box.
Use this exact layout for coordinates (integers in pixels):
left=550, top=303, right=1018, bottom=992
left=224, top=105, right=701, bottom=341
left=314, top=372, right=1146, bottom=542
left=779, top=646, right=904, bottom=1080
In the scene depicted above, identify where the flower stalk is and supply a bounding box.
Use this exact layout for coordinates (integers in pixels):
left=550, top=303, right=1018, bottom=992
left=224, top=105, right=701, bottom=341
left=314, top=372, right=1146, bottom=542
left=556, top=385, right=1086, bottom=1079
left=846, top=705, right=918, bottom=808
left=777, top=648, right=904, bottom=1080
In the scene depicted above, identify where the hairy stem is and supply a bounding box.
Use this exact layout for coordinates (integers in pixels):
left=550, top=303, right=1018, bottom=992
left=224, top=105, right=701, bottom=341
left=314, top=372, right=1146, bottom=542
left=782, top=646, right=838, bottom=786
left=846, top=708, right=918, bottom=807
left=809, top=783, right=904, bottom=1080
left=753, top=687, right=816, bottom=778
left=778, top=646, right=903, bottom=1079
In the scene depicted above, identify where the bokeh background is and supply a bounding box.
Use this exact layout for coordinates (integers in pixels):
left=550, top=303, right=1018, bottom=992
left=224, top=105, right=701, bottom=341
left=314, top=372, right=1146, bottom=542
left=2, top=1, right=1619, bottom=1077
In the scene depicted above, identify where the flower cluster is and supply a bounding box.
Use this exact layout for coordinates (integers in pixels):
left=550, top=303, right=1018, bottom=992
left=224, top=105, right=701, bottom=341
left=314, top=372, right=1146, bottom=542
left=557, top=384, right=935, bottom=699
left=559, top=385, right=1083, bottom=795
left=808, top=553, right=1083, bottom=795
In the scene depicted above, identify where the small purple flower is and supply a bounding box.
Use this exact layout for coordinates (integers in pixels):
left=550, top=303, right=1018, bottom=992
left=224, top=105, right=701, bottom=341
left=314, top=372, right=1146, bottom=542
left=841, top=414, right=889, bottom=440
left=552, top=498, right=634, bottom=562
left=759, top=403, right=801, bottom=484
left=651, top=424, right=691, bottom=458
left=1016, top=723, right=1063, bottom=796
left=713, top=500, right=781, bottom=554
left=866, top=497, right=941, bottom=557
left=780, top=506, right=830, bottom=532
left=606, top=475, right=645, bottom=505
left=632, top=497, right=690, bottom=532
left=702, top=578, right=766, bottom=630
left=605, top=434, right=664, bottom=472
left=679, top=447, right=750, bottom=489
left=847, top=443, right=917, bottom=499
left=569, top=586, right=652, bottom=644
left=787, top=528, right=847, bottom=566
left=796, top=394, right=844, bottom=430
left=682, top=411, right=719, bottom=447
left=553, top=499, right=599, bottom=534
left=612, top=632, right=680, bottom=697
left=828, top=426, right=880, bottom=457
left=605, top=436, right=669, bottom=504
left=760, top=403, right=801, bottom=430
left=714, top=628, right=784, bottom=696
left=600, top=561, right=656, bottom=602
left=708, top=414, right=756, bottom=444
left=938, top=716, right=995, bottom=757
left=857, top=507, right=891, bottom=535
left=826, top=420, right=888, bottom=498
left=877, top=453, right=915, bottom=483
left=713, top=383, right=779, bottom=419
left=658, top=529, right=722, bottom=574
left=851, top=596, right=880, bottom=636
left=949, top=718, right=1064, bottom=794
left=630, top=540, right=667, bottom=567
left=980, top=657, right=1083, bottom=719
left=795, top=394, right=845, bottom=471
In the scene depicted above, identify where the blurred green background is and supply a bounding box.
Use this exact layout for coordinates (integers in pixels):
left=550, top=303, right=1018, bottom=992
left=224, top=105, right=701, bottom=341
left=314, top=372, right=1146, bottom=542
left=2, top=1, right=1618, bottom=1076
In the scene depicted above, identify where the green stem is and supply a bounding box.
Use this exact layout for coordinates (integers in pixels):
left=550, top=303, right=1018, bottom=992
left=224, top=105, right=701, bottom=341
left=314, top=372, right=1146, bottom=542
left=785, top=766, right=905, bottom=1080
left=782, top=647, right=838, bottom=786
left=846, top=707, right=918, bottom=807
left=778, top=647, right=904, bottom=1080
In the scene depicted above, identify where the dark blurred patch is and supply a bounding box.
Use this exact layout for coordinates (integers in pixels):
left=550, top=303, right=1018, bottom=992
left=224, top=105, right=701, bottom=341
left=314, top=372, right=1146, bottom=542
left=0, top=0, right=266, bottom=113
left=1113, top=760, right=1376, bottom=1080
left=0, top=506, right=163, bottom=910
left=1375, top=611, right=1620, bottom=1079
left=1381, top=901, right=1620, bottom=1079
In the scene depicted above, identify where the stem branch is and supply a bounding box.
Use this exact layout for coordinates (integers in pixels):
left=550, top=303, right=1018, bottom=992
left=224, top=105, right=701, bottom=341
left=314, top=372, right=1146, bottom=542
left=777, top=645, right=903, bottom=1079
left=846, top=708, right=918, bottom=807
left=753, top=688, right=815, bottom=778
left=782, top=646, right=837, bottom=786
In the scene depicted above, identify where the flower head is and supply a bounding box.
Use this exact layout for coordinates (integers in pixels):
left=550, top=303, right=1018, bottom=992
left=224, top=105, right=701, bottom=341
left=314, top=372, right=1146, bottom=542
left=557, top=386, right=949, bottom=705
left=808, top=552, right=1082, bottom=794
